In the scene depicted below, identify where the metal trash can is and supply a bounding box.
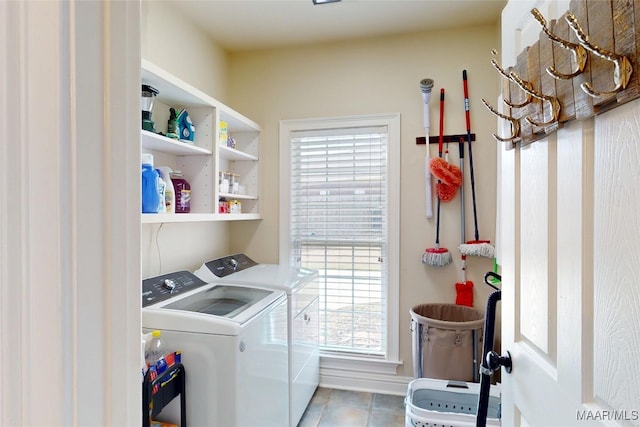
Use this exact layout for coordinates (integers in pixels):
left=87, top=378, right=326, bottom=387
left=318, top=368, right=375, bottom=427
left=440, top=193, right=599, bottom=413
left=410, top=303, right=484, bottom=382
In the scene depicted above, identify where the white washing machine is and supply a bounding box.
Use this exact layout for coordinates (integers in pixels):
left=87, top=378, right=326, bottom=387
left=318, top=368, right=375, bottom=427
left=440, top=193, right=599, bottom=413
left=194, top=254, right=319, bottom=427
left=142, top=270, right=289, bottom=427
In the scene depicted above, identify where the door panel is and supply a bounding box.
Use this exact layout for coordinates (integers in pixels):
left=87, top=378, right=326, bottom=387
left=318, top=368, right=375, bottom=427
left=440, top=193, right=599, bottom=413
left=593, top=105, right=640, bottom=418
left=519, top=139, right=552, bottom=356
left=500, top=0, right=640, bottom=425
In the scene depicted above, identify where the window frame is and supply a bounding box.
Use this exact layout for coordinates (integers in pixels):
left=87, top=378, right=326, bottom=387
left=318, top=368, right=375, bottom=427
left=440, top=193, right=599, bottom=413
left=279, top=113, right=400, bottom=366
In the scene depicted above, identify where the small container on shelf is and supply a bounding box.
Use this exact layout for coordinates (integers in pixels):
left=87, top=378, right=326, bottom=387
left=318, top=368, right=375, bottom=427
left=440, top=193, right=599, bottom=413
left=219, top=121, right=228, bottom=146
left=229, top=200, right=241, bottom=214
left=219, top=198, right=229, bottom=214
left=219, top=171, right=230, bottom=194
left=230, top=173, right=239, bottom=194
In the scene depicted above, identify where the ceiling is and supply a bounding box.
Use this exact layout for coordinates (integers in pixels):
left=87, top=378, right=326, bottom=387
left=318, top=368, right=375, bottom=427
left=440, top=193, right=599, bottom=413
left=171, top=0, right=507, bottom=52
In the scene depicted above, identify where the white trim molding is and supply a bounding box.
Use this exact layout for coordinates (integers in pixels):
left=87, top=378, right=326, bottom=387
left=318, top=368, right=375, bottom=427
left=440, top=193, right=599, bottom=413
left=0, top=1, right=141, bottom=425
left=320, top=355, right=410, bottom=396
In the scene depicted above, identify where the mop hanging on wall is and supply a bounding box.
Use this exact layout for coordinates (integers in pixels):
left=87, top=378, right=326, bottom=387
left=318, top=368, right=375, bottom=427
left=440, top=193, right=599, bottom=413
left=458, top=70, right=495, bottom=259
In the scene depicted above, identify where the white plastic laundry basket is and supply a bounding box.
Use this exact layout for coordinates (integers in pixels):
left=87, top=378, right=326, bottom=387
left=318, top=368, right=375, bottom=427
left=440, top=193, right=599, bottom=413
left=405, top=378, right=500, bottom=427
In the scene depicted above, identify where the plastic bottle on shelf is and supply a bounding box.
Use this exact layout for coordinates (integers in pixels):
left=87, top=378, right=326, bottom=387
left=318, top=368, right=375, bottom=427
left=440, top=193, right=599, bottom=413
left=141, top=331, right=153, bottom=380
left=156, top=169, right=166, bottom=213
left=157, top=167, right=175, bottom=214
left=141, top=153, right=160, bottom=213
left=144, top=330, right=166, bottom=366
left=171, top=171, right=191, bottom=213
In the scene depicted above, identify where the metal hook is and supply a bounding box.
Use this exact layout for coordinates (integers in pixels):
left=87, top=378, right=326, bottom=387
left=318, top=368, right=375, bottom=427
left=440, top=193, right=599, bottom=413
left=490, top=49, right=532, bottom=109
left=482, top=98, right=521, bottom=143
left=509, top=71, right=561, bottom=127
left=531, top=8, right=587, bottom=80
left=565, top=11, right=633, bottom=98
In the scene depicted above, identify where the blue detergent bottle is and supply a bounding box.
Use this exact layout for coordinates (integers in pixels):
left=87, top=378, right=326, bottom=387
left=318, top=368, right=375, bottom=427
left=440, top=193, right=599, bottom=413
left=141, top=153, right=160, bottom=213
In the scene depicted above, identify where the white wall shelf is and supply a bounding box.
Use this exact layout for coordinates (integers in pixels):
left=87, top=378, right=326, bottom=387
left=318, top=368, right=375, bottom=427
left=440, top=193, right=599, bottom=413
left=140, top=59, right=261, bottom=223
left=219, top=192, right=258, bottom=200
left=219, top=145, right=258, bottom=161
left=141, top=130, right=212, bottom=156
left=142, top=213, right=261, bottom=224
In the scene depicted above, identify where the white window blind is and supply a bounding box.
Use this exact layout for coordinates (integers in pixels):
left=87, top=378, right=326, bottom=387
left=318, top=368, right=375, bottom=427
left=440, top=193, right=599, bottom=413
left=290, top=126, right=388, bottom=355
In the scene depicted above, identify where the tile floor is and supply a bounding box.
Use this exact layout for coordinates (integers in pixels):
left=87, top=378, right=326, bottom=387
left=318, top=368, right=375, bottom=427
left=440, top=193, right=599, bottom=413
left=297, top=387, right=406, bottom=427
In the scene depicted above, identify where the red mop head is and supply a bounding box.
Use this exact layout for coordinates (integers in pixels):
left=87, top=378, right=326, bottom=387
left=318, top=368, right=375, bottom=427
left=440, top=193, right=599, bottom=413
left=429, top=156, right=463, bottom=188
left=459, top=240, right=495, bottom=258
left=422, top=247, right=452, bottom=267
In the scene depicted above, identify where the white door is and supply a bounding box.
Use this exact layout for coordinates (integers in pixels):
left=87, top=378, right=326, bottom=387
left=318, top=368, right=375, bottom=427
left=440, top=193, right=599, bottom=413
left=498, top=1, right=640, bottom=426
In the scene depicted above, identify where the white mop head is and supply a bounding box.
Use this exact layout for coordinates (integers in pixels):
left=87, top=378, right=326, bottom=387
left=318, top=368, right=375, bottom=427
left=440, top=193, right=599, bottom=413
left=459, top=242, right=495, bottom=259
left=422, top=249, right=452, bottom=267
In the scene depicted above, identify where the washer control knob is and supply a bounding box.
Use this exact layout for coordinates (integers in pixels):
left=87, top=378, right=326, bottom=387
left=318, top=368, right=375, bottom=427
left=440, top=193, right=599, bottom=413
left=163, top=278, right=176, bottom=291
left=230, top=258, right=239, bottom=270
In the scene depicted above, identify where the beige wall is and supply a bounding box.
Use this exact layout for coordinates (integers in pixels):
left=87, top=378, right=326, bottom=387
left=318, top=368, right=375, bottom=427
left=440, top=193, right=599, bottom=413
left=140, top=1, right=231, bottom=278
left=142, top=0, right=501, bottom=379
left=227, top=26, right=501, bottom=378
left=141, top=0, right=229, bottom=103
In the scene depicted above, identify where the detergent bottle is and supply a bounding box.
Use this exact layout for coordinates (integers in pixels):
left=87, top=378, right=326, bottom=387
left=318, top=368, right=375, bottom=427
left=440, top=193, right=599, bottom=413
left=157, top=167, right=175, bottom=214
left=156, top=169, right=166, bottom=213
left=141, top=153, right=160, bottom=213
left=171, top=171, right=191, bottom=213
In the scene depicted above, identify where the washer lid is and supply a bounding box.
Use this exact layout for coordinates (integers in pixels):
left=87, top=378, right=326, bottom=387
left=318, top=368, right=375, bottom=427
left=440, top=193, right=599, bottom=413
left=193, top=255, right=319, bottom=292
left=162, top=285, right=271, bottom=317
left=221, top=264, right=318, bottom=291
left=142, top=283, right=286, bottom=335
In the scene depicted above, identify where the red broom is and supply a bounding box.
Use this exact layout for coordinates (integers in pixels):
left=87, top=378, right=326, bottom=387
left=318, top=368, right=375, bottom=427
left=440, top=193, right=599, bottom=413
left=423, top=89, right=452, bottom=267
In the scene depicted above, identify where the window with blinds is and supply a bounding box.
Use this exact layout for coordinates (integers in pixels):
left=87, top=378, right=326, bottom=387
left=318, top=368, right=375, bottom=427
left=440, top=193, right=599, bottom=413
left=289, top=126, right=389, bottom=356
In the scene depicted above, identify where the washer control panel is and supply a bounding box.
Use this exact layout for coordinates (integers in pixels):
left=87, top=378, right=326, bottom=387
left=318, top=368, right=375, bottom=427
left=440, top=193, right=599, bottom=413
left=142, top=271, right=207, bottom=307
left=203, top=253, right=258, bottom=278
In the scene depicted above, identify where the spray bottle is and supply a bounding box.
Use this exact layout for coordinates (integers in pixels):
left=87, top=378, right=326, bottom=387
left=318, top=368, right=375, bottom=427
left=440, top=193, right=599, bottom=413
left=157, top=167, right=175, bottom=214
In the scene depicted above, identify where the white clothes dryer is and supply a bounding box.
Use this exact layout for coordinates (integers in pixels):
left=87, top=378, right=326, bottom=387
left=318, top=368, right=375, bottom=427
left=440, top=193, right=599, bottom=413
left=194, top=254, right=319, bottom=427
left=142, top=270, right=288, bottom=427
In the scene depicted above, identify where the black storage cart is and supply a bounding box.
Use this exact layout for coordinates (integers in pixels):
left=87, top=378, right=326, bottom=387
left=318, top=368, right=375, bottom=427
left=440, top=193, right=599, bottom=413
left=142, top=363, right=186, bottom=427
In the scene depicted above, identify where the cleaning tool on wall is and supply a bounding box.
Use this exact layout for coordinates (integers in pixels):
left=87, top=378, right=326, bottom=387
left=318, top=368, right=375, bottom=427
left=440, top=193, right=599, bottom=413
left=420, top=79, right=434, bottom=219
left=455, top=136, right=473, bottom=306
left=435, top=144, right=460, bottom=202
left=423, top=89, right=452, bottom=267
left=456, top=258, right=474, bottom=307
left=458, top=70, right=495, bottom=258
left=429, top=148, right=463, bottom=196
